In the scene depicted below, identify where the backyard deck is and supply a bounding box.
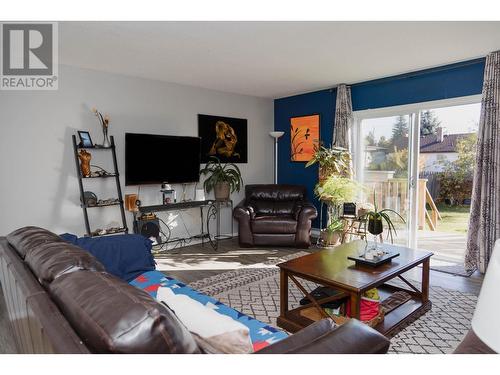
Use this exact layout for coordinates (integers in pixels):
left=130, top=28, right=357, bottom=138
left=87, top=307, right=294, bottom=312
left=392, top=231, right=466, bottom=263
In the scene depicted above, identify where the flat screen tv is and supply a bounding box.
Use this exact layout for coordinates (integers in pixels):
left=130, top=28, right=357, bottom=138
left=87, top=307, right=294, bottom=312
left=125, top=133, right=201, bottom=185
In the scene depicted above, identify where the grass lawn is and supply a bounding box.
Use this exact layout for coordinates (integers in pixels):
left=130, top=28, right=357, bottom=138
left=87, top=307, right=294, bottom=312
left=434, top=204, right=471, bottom=233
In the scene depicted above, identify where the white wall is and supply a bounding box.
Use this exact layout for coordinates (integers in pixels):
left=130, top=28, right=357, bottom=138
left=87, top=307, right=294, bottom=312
left=0, top=65, right=274, bottom=243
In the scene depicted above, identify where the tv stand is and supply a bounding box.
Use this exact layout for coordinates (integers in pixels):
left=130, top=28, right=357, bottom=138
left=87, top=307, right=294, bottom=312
left=134, top=199, right=232, bottom=251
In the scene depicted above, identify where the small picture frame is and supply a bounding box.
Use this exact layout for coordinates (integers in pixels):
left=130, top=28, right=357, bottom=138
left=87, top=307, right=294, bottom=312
left=78, top=131, right=94, bottom=148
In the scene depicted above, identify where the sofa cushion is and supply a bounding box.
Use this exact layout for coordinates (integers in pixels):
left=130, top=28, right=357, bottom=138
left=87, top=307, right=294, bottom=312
left=7, top=226, right=64, bottom=259
left=157, top=287, right=253, bottom=353
left=25, top=241, right=105, bottom=286
left=248, top=200, right=295, bottom=216
left=60, top=233, right=155, bottom=282
left=48, top=270, right=200, bottom=354
left=245, top=184, right=306, bottom=201
left=251, top=215, right=297, bottom=234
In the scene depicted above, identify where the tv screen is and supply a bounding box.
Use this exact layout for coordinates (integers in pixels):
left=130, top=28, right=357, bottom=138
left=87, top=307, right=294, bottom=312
left=125, top=133, right=201, bottom=185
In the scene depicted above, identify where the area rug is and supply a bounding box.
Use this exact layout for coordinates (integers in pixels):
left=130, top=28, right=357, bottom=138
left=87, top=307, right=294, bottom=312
left=429, top=264, right=475, bottom=277
left=189, top=268, right=477, bottom=354
left=154, top=247, right=310, bottom=272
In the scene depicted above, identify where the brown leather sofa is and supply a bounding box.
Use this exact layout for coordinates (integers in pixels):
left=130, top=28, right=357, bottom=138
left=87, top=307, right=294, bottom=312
left=233, top=184, right=318, bottom=248
left=0, top=226, right=390, bottom=354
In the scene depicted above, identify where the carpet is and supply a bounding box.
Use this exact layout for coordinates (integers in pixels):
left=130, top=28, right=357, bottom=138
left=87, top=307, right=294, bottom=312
left=429, top=264, right=475, bottom=277
left=189, top=267, right=477, bottom=354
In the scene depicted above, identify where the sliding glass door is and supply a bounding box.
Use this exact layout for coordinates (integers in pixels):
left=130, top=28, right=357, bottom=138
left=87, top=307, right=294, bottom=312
left=353, top=97, right=480, bottom=256
left=357, top=115, right=411, bottom=246
left=415, top=103, right=480, bottom=261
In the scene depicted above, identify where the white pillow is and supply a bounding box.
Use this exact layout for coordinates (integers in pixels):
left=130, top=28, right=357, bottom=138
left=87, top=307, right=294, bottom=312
left=157, top=287, right=253, bottom=353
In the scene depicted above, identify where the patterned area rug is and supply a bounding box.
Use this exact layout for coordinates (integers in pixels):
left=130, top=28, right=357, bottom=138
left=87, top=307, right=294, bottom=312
left=189, top=268, right=477, bottom=354
left=429, top=264, right=475, bottom=277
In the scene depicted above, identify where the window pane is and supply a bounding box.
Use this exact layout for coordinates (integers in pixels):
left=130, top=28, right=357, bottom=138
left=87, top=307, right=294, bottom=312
left=360, top=115, right=410, bottom=246
left=417, top=103, right=480, bottom=262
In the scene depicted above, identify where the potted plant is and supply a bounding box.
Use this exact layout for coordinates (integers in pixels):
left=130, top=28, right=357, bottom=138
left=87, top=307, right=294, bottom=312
left=314, top=176, right=364, bottom=218
left=320, top=219, right=344, bottom=246
left=362, top=191, right=405, bottom=248
left=305, top=144, right=351, bottom=182
left=199, top=156, right=243, bottom=200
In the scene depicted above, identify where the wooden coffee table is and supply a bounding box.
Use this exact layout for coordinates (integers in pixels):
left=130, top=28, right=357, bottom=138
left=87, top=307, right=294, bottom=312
left=277, top=240, right=433, bottom=337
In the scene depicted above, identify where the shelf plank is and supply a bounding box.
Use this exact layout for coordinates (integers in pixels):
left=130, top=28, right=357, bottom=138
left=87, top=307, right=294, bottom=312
left=77, top=145, right=114, bottom=150
left=88, top=227, right=128, bottom=237
left=82, top=201, right=122, bottom=208
left=81, top=173, right=118, bottom=179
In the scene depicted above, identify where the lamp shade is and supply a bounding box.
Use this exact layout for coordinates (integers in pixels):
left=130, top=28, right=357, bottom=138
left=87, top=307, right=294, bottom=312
left=269, top=131, right=285, bottom=139
left=471, top=239, right=500, bottom=352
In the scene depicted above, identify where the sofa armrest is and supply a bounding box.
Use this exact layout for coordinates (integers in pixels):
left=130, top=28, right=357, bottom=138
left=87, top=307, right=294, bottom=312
left=233, top=199, right=254, bottom=247
left=256, top=319, right=390, bottom=354
left=453, top=329, right=496, bottom=354
left=293, top=200, right=318, bottom=221
left=233, top=200, right=255, bottom=220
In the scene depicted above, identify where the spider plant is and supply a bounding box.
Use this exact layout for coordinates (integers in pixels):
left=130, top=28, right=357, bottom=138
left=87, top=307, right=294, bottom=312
left=199, top=156, right=243, bottom=195
left=321, top=218, right=345, bottom=246
left=325, top=219, right=344, bottom=234
left=362, top=191, right=406, bottom=244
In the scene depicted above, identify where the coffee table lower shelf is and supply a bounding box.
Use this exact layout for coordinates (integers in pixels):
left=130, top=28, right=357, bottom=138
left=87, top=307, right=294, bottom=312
left=277, top=285, right=432, bottom=338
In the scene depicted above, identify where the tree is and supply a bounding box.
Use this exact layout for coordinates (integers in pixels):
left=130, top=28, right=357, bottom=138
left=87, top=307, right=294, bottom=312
left=377, top=135, right=391, bottom=149
left=365, top=129, right=376, bottom=146
left=391, top=115, right=409, bottom=144
left=438, top=133, right=477, bottom=205
left=452, top=133, right=477, bottom=181
left=420, top=110, right=441, bottom=136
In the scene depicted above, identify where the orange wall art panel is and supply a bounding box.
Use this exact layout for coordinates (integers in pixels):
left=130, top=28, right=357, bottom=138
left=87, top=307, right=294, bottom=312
left=290, top=114, right=320, bottom=162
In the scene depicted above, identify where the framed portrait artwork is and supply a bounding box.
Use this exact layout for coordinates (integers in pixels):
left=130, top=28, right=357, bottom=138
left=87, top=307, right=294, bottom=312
left=198, top=114, right=248, bottom=163
left=77, top=130, right=94, bottom=148
left=290, top=114, right=320, bottom=162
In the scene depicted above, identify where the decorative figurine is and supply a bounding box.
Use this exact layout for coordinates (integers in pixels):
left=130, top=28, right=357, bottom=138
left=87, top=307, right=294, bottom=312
left=92, top=107, right=111, bottom=148
left=78, top=149, right=92, bottom=177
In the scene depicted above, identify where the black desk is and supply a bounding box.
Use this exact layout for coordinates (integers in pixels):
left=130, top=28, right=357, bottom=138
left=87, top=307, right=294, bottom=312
left=135, top=200, right=232, bottom=251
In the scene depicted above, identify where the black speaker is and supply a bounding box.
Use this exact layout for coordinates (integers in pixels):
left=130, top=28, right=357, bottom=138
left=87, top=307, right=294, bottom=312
left=134, top=217, right=161, bottom=245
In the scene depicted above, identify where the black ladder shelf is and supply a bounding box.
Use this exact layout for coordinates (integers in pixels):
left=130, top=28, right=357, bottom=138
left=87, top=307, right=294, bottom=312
left=72, top=135, right=128, bottom=237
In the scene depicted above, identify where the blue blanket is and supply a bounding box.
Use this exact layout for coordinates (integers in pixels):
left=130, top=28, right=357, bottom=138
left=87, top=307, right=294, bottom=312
left=60, top=233, right=155, bottom=282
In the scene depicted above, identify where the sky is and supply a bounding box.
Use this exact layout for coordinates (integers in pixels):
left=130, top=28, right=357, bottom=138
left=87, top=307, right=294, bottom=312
left=362, top=102, right=481, bottom=142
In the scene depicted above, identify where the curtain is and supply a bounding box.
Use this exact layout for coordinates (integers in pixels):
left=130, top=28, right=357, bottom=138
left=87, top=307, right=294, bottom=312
left=465, top=50, right=500, bottom=273
left=333, top=84, right=353, bottom=149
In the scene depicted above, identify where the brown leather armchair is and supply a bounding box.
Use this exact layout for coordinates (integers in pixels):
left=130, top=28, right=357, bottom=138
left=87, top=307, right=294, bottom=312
left=233, top=184, right=317, bottom=248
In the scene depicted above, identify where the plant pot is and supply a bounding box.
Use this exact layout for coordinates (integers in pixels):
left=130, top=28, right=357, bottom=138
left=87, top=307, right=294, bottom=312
left=214, top=182, right=230, bottom=201
left=368, top=218, right=383, bottom=236
left=320, top=230, right=341, bottom=246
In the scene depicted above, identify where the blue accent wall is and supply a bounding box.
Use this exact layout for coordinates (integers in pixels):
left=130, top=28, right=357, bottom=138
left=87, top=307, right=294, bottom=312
left=274, top=89, right=336, bottom=227
left=351, top=58, right=485, bottom=111
left=274, top=58, right=485, bottom=228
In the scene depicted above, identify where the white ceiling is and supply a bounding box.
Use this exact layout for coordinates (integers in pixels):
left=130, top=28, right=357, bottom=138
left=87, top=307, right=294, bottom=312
left=59, top=22, right=500, bottom=99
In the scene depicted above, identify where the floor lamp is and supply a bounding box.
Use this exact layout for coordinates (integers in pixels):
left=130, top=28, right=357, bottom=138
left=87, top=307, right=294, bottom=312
left=269, top=131, right=284, bottom=184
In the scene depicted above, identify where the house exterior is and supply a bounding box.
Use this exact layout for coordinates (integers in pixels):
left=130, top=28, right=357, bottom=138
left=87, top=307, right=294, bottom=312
left=419, top=128, right=473, bottom=172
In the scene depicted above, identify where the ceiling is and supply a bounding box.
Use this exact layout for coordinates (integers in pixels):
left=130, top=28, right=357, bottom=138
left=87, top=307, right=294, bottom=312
left=59, top=22, right=500, bottom=99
